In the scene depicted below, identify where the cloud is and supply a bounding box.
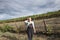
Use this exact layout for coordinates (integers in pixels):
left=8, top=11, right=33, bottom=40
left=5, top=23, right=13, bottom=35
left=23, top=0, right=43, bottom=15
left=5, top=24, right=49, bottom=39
left=0, top=14, right=12, bottom=20
left=0, top=0, right=60, bottom=20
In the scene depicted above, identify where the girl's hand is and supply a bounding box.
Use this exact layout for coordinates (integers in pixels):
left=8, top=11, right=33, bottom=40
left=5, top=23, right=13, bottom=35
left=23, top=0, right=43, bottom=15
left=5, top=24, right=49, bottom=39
left=34, top=30, right=36, bottom=33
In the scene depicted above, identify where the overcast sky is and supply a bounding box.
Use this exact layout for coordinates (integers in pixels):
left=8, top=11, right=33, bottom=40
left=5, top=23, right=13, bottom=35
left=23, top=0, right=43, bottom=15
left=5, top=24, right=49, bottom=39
left=0, top=0, right=60, bottom=20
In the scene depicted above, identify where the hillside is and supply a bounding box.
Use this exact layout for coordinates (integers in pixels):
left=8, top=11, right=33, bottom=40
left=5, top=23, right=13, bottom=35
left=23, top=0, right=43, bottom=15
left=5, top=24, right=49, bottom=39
left=0, top=10, right=60, bottom=33
left=0, top=10, right=60, bottom=40
left=0, top=10, right=60, bottom=23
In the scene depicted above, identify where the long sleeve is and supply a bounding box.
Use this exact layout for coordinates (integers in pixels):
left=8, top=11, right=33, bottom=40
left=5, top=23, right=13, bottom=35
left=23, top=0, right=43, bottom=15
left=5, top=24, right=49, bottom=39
left=24, top=20, right=28, bottom=25
left=32, top=21, right=36, bottom=33
left=32, top=21, right=35, bottom=28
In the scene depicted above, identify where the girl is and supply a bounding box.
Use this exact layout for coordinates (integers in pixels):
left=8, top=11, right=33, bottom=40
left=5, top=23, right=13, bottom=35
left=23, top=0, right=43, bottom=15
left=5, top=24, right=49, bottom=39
left=24, top=17, right=36, bottom=40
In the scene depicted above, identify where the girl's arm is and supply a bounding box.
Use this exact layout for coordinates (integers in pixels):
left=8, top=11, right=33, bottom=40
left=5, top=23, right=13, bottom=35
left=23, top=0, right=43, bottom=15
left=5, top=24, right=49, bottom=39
left=24, top=20, right=28, bottom=30
left=24, top=20, right=28, bottom=25
left=32, top=22, right=36, bottom=33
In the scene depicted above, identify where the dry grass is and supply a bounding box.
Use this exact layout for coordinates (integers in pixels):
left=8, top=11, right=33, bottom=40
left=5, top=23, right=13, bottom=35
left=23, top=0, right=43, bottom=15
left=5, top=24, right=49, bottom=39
left=0, top=17, right=60, bottom=32
left=0, top=32, right=48, bottom=40
left=0, top=32, right=60, bottom=40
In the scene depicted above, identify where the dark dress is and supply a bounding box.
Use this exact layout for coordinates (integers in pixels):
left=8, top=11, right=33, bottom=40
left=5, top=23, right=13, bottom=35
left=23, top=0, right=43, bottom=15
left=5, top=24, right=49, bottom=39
left=26, top=24, right=34, bottom=40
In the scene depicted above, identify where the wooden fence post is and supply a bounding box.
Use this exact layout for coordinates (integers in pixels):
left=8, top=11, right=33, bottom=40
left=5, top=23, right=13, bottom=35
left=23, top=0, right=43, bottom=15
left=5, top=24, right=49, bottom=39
left=43, top=19, right=47, bottom=33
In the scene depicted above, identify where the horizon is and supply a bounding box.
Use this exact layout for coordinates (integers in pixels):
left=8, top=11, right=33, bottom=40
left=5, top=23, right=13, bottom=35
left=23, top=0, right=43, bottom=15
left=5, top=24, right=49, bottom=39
left=0, top=0, right=60, bottom=20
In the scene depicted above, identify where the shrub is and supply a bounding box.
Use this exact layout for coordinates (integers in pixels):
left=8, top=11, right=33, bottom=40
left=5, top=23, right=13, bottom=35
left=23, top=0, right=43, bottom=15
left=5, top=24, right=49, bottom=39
left=46, top=25, right=53, bottom=34
left=0, top=25, right=15, bottom=33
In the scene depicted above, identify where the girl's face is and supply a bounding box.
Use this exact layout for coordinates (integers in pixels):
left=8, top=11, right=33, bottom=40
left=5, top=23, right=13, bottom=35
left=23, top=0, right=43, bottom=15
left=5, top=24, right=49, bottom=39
left=27, top=17, right=32, bottom=22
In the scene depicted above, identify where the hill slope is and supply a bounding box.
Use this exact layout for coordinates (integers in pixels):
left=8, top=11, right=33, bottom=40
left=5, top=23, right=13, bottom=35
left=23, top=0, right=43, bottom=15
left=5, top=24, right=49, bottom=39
left=0, top=10, right=60, bottom=23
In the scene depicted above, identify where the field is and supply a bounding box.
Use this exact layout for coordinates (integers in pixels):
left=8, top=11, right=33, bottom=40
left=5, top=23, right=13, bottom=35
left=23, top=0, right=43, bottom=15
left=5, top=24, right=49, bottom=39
left=0, top=32, right=60, bottom=40
left=0, top=32, right=48, bottom=40
left=0, top=17, right=60, bottom=40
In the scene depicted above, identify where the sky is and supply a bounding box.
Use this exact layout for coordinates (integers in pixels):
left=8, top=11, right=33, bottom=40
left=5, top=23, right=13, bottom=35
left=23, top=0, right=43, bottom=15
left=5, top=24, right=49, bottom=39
left=0, top=0, right=60, bottom=20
